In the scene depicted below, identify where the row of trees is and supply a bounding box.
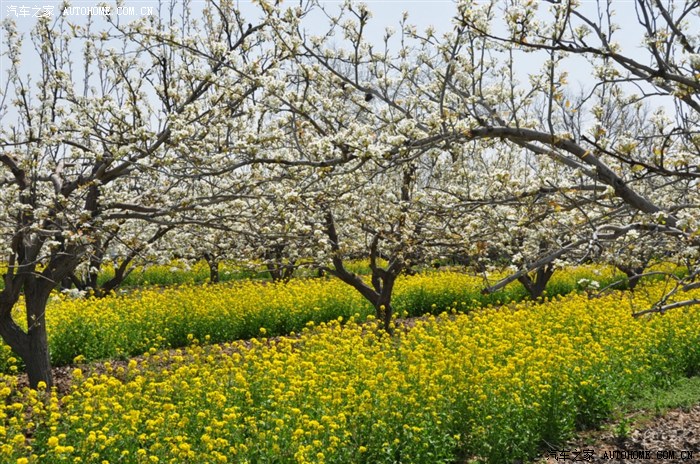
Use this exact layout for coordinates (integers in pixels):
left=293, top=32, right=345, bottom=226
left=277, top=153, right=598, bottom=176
left=1, top=0, right=699, bottom=386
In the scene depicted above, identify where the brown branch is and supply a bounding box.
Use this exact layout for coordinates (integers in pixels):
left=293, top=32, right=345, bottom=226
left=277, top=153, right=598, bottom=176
left=633, top=298, right=700, bottom=318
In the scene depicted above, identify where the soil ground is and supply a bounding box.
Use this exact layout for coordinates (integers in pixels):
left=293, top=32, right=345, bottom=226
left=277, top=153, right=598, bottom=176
left=536, top=406, right=700, bottom=463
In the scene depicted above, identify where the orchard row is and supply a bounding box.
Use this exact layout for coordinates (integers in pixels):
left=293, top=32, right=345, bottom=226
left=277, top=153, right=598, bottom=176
left=0, top=266, right=622, bottom=371
left=1, top=0, right=698, bottom=385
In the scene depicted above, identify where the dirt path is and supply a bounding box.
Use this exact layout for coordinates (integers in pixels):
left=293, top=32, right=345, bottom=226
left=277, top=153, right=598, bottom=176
left=538, top=406, right=700, bottom=463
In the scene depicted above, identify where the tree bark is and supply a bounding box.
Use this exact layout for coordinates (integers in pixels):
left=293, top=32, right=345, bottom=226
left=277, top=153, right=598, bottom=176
left=265, top=261, right=282, bottom=282
left=375, top=275, right=396, bottom=333
left=0, top=278, right=54, bottom=388
left=263, top=245, right=296, bottom=282
left=204, top=254, right=220, bottom=283
left=23, top=326, right=53, bottom=388
left=617, top=264, right=647, bottom=290
left=517, top=265, right=555, bottom=299
left=323, top=211, right=402, bottom=332
left=23, top=278, right=54, bottom=388
left=484, top=238, right=588, bottom=294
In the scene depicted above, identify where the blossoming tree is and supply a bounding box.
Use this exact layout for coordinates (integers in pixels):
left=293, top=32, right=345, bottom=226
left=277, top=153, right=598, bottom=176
left=0, top=0, right=287, bottom=386
left=285, top=0, right=700, bottom=311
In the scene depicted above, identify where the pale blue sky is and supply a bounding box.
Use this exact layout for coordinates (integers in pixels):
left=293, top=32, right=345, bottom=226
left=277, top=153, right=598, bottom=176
left=0, top=0, right=460, bottom=119
left=0, top=1, right=656, bottom=84
left=0, top=1, right=684, bottom=123
left=0, top=1, right=652, bottom=76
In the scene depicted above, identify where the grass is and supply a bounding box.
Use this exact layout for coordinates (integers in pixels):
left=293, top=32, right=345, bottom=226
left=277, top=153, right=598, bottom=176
left=547, top=374, right=700, bottom=456
left=624, top=375, right=700, bottom=415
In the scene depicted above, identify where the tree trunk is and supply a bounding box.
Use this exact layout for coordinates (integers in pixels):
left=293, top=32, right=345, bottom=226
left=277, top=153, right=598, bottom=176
left=373, top=273, right=397, bottom=333
left=210, top=262, right=220, bottom=283
left=59, top=276, right=73, bottom=291
left=23, top=327, right=53, bottom=388
left=0, top=279, right=54, bottom=388
left=626, top=273, right=641, bottom=290
left=617, top=265, right=646, bottom=290
left=281, top=261, right=296, bottom=282
left=322, top=211, right=400, bottom=333
left=325, top=267, right=398, bottom=333
left=266, top=261, right=282, bottom=282
left=204, top=254, right=220, bottom=283
left=375, top=301, right=394, bottom=334
left=23, top=280, right=54, bottom=387
left=517, top=265, right=555, bottom=299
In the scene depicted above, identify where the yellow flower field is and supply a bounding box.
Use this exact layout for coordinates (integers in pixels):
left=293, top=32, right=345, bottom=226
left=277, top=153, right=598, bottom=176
left=1, top=279, right=699, bottom=463
left=1, top=266, right=625, bottom=371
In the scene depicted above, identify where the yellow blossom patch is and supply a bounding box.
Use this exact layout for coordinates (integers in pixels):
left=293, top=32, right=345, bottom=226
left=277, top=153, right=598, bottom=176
left=0, top=278, right=699, bottom=463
